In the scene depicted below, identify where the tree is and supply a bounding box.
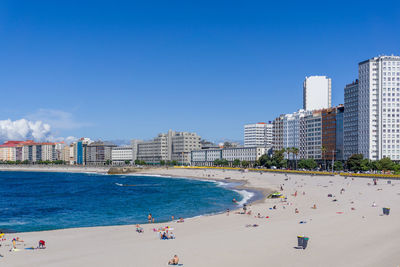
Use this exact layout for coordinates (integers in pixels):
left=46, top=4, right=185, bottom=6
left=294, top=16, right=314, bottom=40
left=160, top=160, right=165, bottom=166
left=272, top=149, right=287, bottom=168
left=232, top=159, right=241, bottom=167
left=376, top=157, right=394, bottom=171
left=321, top=146, right=327, bottom=170
left=298, top=159, right=317, bottom=170
left=346, top=154, right=363, bottom=172
left=285, top=147, right=292, bottom=168
left=292, top=147, right=299, bottom=170
left=333, top=161, right=344, bottom=171
left=214, top=159, right=221, bottom=166
left=125, top=160, right=131, bottom=165
left=105, top=159, right=112, bottom=165
left=257, top=154, right=270, bottom=167
left=220, top=159, right=229, bottom=166
left=241, top=160, right=250, bottom=168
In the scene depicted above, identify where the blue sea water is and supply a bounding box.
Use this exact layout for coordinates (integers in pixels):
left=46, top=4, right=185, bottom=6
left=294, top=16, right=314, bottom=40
left=0, top=171, right=249, bottom=233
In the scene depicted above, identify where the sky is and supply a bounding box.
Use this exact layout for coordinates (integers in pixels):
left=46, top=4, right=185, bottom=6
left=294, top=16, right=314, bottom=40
left=0, top=0, right=399, bottom=143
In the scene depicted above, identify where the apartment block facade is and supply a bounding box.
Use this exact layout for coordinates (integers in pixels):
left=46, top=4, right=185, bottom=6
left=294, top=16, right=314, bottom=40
left=358, top=55, right=400, bottom=160
left=303, top=76, right=332, bottom=111
left=244, top=122, right=273, bottom=149
left=137, top=130, right=201, bottom=164
left=191, top=147, right=266, bottom=166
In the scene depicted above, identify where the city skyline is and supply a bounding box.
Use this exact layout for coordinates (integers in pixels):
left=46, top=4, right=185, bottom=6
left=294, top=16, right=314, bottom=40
left=1, top=1, right=399, bottom=142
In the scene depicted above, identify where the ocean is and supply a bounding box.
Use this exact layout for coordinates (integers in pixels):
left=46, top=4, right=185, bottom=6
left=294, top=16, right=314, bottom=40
left=0, top=171, right=252, bottom=233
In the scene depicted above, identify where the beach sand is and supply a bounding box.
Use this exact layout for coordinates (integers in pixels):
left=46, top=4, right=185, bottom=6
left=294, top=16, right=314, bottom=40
left=1, top=167, right=400, bottom=267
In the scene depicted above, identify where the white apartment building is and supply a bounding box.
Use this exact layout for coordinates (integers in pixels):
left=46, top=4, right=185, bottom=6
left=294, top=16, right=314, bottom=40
left=112, top=146, right=134, bottom=165
left=244, top=122, right=273, bottom=149
left=130, top=139, right=143, bottom=161
left=358, top=55, right=400, bottom=160
left=303, top=76, right=332, bottom=111
left=273, top=110, right=310, bottom=158
left=191, top=147, right=266, bottom=166
left=303, top=111, right=322, bottom=160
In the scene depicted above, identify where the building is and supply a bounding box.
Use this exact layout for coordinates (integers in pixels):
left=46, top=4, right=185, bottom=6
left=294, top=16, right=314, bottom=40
left=273, top=110, right=310, bottom=158
left=335, top=106, right=345, bottom=161
left=111, top=146, right=134, bottom=165
left=303, top=76, right=332, bottom=111
left=137, top=130, right=201, bottom=164
left=130, top=139, right=143, bottom=162
left=191, top=147, right=266, bottom=166
left=321, top=106, right=344, bottom=161
left=343, top=80, right=359, bottom=160
left=72, top=138, right=92, bottom=165
left=244, top=122, right=273, bottom=149
left=303, top=110, right=323, bottom=160
left=85, top=141, right=116, bottom=165
left=272, top=115, right=284, bottom=151
left=358, top=55, right=400, bottom=160
left=0, top=141, right=22, bottom=161
left=62, top=144, right=75, bottom=165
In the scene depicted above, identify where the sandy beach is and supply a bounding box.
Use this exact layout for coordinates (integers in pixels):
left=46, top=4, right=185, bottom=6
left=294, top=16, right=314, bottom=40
left=1, top=167, right=400, bottom=267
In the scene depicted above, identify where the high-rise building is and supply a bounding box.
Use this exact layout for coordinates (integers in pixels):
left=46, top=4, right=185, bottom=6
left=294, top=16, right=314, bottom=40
left=303, top=76, right=332, bottom=111
left=137, top=130, right=201, bottom=164
left=343, top=80, right=359, bottom=160
left=244, top=122, right=273, bottom=149
left=358, top=55, right=400, bottom=160
left=335, top=106, right=345, bottom=161
left=303, top=110, right=322, bottom=160
left=273, top=110, right=309, bottom=158
left=130, top=139, right=143, bottom=162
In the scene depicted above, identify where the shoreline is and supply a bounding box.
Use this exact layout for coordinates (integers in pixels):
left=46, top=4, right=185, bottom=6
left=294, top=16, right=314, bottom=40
left=0, top=169, right=269, bottom=234
left=1, top=167, right=400, bottom=266
left=0, top=165, right=109, bottom=174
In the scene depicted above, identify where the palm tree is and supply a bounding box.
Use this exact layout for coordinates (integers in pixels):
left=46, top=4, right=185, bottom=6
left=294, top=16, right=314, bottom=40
left=292, top=147, right=299, bottom=170
left=321, top=146, right=327, bottom=171
left=286, top=147, right=293, bottom=169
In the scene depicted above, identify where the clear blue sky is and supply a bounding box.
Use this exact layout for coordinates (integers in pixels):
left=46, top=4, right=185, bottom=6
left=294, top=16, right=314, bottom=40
left=1, top=0, right=399, bottom=142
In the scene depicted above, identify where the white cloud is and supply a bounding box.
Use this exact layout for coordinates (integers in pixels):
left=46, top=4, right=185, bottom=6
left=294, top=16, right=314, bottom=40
left=0, top=119, right=79, bottom=144
left=0, top=119, right=51, bottom=142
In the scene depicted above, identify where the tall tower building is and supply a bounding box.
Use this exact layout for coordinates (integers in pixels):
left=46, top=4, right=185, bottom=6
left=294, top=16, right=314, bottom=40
left=244, top=122, right=272, bottom=149
left=358, top=55, right=400, bottom=160
left=303, top=76, right=332, bottom=111
left=343, top=80, right=359, bottom=160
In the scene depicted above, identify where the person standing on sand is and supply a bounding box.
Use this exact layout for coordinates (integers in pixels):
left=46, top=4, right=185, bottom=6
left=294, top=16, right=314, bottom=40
left=148, top=213, right=152, bottom=223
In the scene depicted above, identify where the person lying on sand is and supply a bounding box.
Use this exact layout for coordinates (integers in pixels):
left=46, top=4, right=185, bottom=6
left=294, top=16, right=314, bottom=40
left=245, top=224, right=259, bottom=227
left=168, top=255, right=179, bottom=265
left=257, top=213, right=263, bottom=218
left=177, top=217, right=184, bottom=223
left=136, top=224, right=144, bottom=233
